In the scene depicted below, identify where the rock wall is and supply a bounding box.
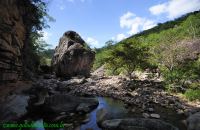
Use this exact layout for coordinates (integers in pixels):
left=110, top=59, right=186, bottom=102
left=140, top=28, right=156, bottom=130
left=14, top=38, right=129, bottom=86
left=52, top=31, right=95, bottom=78
left=0, top=0, right=26, bottom=82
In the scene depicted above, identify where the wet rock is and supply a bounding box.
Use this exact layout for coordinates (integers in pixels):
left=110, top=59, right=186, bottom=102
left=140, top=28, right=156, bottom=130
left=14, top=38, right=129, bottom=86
left=187, top=112, right=200, bottom=130
left=96, top=108, right=108, bottom=125
left=0, top=95, right=29, bottom=122
left=52, top=31, right=95, bottom=78
left=76, top=103, right=91, bottom=113
left=43, top=94, right=98, bottom=114
left=101, top=118, right=179, bottom=130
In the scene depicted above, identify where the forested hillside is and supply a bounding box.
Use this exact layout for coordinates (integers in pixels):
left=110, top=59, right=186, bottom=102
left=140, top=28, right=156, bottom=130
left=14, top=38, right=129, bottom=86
left=94, top=11, right=200, bottom=100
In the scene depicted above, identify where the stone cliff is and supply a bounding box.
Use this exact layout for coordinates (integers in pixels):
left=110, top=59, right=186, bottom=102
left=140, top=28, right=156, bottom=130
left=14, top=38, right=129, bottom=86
left=0, top=0, right=38, bottom=83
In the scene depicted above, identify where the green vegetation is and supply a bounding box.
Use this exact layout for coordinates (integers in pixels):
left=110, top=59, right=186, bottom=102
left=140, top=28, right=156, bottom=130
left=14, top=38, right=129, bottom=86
left=94, top=11, right=200, bottom=100
left=22, top=0, right=54, bottom=73
left=185, top=89, right=200, bottom=101
left=39, top=49, right=54, bottom=66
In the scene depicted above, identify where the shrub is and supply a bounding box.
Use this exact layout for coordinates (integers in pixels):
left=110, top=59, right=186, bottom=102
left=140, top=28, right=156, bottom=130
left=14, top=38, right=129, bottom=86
left=184, top=89, right=200, bottom=101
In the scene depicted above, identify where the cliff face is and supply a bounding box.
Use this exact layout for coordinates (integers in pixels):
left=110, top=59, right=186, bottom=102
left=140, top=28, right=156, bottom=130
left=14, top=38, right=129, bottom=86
left=0, top=0, right=26, bottom=82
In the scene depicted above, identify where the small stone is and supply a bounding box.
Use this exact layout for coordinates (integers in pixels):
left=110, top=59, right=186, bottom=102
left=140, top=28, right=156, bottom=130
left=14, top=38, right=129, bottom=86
left=143, top=113, right=150, bottom=118
left=69, top=113, right=75, bottom=116
left=150, top=113, right=160, bottom=119
left=60, top=112, right=66, bottom=115
left=64, top=123, right=73, bottom=127
left=148, top=108, right=154, bottom=112
left=131, top=108, right=136, bottom=112
left=177, top=109, right=184, bottom=115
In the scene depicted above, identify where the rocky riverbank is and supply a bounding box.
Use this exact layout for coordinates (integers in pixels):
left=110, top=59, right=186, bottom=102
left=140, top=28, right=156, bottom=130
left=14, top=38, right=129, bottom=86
left=0, top=73, right=200, bottom=130
left=30, top=73, right=200, bottom=129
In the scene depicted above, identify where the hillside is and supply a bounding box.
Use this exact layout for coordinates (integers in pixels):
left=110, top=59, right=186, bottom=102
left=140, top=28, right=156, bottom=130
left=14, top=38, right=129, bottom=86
left=94, top=10, right=200, bottom=99
left=94, top=11, right=200, bottom=70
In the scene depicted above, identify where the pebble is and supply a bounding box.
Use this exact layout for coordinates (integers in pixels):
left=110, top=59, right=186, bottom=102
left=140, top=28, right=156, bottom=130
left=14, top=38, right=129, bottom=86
left=143, top=113, right=150, bottom=118
left=131, top=108, right=136, bottom=112
left=70, top=113, right=75, bottom=116
left=150, top=113, right=160, bottom=119
left=148, top=108, right=154, bottom=112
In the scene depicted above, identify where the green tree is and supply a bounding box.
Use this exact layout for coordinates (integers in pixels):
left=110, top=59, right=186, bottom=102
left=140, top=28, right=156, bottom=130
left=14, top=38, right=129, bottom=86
left=106, top=39, right=149, bottom=79
left=21, top=0, right=54, bottom=73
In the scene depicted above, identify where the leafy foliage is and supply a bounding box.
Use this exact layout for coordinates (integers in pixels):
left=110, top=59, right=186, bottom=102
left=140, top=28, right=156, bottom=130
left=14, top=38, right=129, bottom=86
left=105, top=39, right=149, bottom=78
left=20, top=0, right=54, bottom=72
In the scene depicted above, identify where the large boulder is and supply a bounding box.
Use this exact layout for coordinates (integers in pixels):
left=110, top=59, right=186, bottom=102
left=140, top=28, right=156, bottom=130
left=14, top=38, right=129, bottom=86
left=187, top=112, right=200, bottom=130
left=100, top=118, right=179, bottom=130
left=0, top=94, right=29, bottom=122
left=52, top=31, right=95, bottom=78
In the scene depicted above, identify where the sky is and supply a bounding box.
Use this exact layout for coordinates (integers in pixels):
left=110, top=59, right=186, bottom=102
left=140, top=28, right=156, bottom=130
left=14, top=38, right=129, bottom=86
left=42, top=0, right=200, bottom=49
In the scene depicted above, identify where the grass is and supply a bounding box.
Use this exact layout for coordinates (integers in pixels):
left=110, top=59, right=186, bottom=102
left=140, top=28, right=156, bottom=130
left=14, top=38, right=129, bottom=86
left=184, top=89, right=200, bottom=101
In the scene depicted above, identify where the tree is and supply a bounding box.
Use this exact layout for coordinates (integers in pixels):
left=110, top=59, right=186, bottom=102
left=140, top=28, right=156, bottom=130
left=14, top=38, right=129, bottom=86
left=106, top=39, right=149, bottom=79
left=20, top=0, right=54, bottom=73
left=105, top=40, right=115, bottom=48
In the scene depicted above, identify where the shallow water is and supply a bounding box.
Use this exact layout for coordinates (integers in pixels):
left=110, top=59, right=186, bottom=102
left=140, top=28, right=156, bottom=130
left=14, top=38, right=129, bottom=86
left=31, top=97, right=186, bottom=130
left=80, top=97, right=131, bottom=130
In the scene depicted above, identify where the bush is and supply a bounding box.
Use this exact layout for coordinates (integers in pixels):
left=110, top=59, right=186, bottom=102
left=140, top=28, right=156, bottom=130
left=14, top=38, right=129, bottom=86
left=188, top=82, right=200, bottom=89
left=184, top=89, right=200, bottom=101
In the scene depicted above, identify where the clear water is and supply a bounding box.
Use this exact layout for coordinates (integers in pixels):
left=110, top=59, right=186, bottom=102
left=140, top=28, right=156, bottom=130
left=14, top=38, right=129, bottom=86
left=31, top=97, right=186, bottom=130
left=80, top=97, right=130, bottom=130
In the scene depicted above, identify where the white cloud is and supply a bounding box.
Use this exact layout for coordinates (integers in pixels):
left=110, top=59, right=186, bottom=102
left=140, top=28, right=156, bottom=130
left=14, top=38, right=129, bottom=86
left=111, top=33, right=127, bottom=42
left=149, top=0, right=200, bottom=19
left=149, top=4, right=167, bottom=15
left=116, top=33, right=126, bottom=41
left=120, top=11, right=156, bottom=35
left=86, top=37, right=99, bottom=48
left=38, top=31, right=52, bottom=42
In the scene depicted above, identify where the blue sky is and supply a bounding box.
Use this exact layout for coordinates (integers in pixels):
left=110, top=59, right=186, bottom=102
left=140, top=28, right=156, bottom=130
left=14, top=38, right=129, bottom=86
left=42, top=0, right=200, bottom=49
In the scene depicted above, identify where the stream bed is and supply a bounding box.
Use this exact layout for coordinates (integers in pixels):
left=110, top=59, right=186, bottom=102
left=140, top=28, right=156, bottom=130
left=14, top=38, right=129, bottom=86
left=28, top=97, right=186, bottom=130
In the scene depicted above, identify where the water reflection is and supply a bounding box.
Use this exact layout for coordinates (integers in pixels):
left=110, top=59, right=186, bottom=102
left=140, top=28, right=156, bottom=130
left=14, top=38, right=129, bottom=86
left=80, top=97, right=128, bottom=130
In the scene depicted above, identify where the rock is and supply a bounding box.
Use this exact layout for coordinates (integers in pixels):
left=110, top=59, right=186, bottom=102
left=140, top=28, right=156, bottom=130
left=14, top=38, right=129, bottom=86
left=96, top=108, right=108, bottom=125
left=52, top=31, right=95, bottom=78
left=148, top=108, right=154, bottom=112
left=150, top=114, right=160, bottom=119
left=76, top=103, right=90, bottom=113
left=92, top=65, right=106, bottom=77
left=43, top=94, right=98, bottom=114
left=101, top=118, right=179, bottom=130
left=177, top=109, right=184, bottom=115
left=0, top=95, right=29, bottom=122
left=53, top=115, right=68, bottom=121
left=187, top=112, right=200, bottom=130
left=60, top=112, right=66, bottom=115
left=0, top=0, right=29, bottom=82
left=143, top=113, right=150, bottom=118
left=82, top=114, right=90, bottom=124
left=131, top=108, right=136, bottom=112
